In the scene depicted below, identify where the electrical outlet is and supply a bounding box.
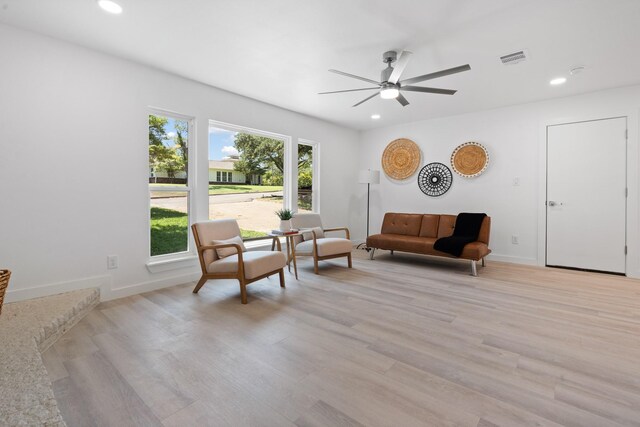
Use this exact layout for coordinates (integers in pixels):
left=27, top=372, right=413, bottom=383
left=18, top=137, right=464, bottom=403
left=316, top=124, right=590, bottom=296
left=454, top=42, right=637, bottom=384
left=511, top=235, right=519, bottom=245
left=513, top=177, right=520, bottom=186
left=107, top=255, right=119, bottom=269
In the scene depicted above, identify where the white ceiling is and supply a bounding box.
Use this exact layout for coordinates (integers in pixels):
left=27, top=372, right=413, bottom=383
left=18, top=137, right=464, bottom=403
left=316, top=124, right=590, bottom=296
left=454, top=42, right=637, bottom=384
left=2, top=0, right=640, bottom=130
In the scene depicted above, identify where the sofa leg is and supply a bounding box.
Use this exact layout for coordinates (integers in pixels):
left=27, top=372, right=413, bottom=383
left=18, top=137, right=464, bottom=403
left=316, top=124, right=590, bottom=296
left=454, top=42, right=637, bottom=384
left=390, top=250, right=394, bottom=255
left=369, top=248, right=376, bottom=260
left=470, top=260, right=478, bottom=277
left=481, top=257, right=486, bottom=267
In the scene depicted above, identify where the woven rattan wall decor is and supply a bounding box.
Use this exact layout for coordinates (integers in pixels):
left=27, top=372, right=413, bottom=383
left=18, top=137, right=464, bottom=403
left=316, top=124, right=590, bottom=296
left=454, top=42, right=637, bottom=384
left=450, top=141, right=489, bottom=178
left=381, top=138, right=421, bottom=180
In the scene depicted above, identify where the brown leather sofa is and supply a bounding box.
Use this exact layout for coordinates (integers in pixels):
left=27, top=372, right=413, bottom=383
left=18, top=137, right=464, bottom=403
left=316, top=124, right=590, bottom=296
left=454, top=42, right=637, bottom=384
left=366, top=213, right=491, bottom=276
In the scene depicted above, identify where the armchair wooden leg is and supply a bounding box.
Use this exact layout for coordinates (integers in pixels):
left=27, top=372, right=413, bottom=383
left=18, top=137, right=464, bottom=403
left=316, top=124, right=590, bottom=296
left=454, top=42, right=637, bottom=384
left=193, top=276, right=208, bottom=294
left=481, top=257, right=486, bottom=267
left=314, top=257, right=319, bottom=275
left=239, top=279, right=248, bottom=304
left=347, top=253, right=353, bottom=268
left=279, top=269, right=285, bottom=288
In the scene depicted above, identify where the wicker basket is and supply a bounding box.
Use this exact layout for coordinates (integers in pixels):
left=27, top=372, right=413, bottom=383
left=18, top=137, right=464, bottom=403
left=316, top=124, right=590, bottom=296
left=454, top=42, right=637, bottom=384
left=0, top=269, right=10, bottom=316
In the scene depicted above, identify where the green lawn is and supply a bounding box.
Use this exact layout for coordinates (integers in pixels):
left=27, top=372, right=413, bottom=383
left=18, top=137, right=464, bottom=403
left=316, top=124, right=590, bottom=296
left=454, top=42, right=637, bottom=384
left=150, top=207, right=267, bottom=256
left=208, top=184, right=283, bottom=195
left=149, top=184, right=283, bottom=198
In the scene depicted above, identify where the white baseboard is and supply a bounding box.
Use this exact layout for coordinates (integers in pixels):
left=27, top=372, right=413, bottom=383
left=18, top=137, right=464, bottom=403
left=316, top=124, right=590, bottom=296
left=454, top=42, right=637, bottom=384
left=486, top=253, right=538, bottom=265
left=102, top=272, right=200, bottom=301
left=6, top=271, right=200, bottom=304
left=4, top=275, right=111, bottom=303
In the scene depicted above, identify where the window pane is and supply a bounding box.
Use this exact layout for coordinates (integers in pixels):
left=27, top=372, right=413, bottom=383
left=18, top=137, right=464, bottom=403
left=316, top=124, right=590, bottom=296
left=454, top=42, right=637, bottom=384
left=208, top=127, right=284, bottom=238
left=298, top=143, right=314, bottom=212
left=149, top=114, right=188, bottom=187
left=150, top=191, right=189, bottom=256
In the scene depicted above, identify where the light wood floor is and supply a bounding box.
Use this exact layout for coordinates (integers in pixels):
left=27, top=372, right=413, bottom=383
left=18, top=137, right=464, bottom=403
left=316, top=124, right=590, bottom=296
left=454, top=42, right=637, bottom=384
left=42, top=251, right=640, bottom=427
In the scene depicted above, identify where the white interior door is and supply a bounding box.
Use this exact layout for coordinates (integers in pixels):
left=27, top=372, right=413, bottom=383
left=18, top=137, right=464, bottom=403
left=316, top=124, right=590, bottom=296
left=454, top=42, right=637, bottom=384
left=546, top=117, right=627, bottom=273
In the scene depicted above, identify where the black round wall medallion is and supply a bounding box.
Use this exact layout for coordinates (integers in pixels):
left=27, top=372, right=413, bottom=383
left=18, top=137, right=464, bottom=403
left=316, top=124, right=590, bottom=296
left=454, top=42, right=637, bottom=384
left=417, top=162, right=453, bottom=197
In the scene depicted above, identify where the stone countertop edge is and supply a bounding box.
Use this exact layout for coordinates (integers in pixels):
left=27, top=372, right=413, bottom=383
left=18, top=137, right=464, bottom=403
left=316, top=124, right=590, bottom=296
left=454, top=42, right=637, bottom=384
left=0, top=288, right=100, bottom=427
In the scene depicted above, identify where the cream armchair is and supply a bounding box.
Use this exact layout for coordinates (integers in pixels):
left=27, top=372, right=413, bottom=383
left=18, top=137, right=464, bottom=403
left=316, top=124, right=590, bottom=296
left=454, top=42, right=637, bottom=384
left=290, top=213, right=353, bottom=274
left=191, top=219, right=286, bottom=304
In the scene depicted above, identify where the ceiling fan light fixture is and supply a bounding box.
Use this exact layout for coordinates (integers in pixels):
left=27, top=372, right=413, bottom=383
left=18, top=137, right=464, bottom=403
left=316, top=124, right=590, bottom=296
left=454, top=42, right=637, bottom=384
left=371, top=114, right=381, bottom=120
left=549, top=77, right=567, bottom=86
left=380, top=87, right=399, bottom=99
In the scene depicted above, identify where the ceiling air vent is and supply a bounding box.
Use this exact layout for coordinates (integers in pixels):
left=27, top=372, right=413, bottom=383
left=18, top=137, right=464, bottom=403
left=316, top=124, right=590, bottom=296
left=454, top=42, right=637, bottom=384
left=500, top=50, right=528, bottom=65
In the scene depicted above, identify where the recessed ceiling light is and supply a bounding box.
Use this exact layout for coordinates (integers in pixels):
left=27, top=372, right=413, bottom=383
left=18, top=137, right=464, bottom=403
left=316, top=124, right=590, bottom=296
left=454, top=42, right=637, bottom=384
left=98, top=0, right=123, bottom=14
left=371, top=114, right=381, bottom=120
left=549, top=77, right=567, bottom=86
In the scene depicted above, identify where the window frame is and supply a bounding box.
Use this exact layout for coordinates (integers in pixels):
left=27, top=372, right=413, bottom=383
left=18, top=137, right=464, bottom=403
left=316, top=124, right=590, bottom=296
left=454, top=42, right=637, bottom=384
left=208, top=119, right=292, bottom=209
left=297, top=139, right=320, bottom=213
left=148, top=108, right=196, bottom=260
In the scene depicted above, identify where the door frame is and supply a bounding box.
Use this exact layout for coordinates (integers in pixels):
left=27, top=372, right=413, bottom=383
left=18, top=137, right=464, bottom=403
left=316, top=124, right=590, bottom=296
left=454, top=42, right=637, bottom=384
left=537, top=110, right=639, bottom=277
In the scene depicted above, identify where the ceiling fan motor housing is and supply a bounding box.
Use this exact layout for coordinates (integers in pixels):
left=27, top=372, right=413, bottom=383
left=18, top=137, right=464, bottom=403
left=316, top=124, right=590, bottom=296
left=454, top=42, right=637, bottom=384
left=381, top=51, right=398, bottom=83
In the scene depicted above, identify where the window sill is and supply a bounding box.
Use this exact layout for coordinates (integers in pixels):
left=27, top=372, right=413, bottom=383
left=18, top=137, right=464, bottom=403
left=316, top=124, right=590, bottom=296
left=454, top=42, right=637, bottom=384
left=146, top=253, right=198, bottom=273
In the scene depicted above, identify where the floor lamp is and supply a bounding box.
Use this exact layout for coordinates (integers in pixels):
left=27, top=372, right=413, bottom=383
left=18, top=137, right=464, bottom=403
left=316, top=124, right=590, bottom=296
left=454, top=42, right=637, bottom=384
left=357, top=169, right=380, bottom=250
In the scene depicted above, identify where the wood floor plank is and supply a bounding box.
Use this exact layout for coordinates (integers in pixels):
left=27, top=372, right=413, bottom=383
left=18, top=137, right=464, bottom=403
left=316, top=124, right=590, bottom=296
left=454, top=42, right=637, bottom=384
left=62, top=351, right=163, bottom=426
left=46, top=252, right=640, bottom=426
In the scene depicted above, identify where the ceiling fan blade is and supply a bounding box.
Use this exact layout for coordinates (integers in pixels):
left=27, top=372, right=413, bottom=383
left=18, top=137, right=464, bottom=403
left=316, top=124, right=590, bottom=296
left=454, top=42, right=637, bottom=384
left=329, top=69, right=380, bottom=86
left=396, top=93, right=410, bottom=107
left=352, top=92, right=380, bottom=107
left=388, top=50, right=412, bottom=84
left=318, top=87, right=380, bottom=95
left=402, top=86, right=457, bottom=95
left=400, top=64, right=471, bottom=86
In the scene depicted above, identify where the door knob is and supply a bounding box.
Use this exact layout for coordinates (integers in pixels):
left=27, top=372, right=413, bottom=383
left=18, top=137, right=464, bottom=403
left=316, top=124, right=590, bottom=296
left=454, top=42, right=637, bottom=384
left=548, top=201, right=557, bottom=206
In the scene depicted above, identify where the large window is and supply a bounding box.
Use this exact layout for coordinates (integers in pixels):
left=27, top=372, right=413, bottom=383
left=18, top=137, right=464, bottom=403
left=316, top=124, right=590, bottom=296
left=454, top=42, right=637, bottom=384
left=209, top=122, right=289, bottom=239
left=148, top=111, right=192, bottom=257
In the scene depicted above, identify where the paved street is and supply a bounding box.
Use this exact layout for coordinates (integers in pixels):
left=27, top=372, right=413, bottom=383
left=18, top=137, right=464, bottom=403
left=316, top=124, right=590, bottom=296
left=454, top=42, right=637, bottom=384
left=151, top=191, right=287, bottom=233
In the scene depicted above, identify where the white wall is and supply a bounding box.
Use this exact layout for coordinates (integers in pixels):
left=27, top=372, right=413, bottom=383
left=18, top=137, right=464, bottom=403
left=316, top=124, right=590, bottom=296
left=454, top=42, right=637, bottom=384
left=0, top=24, right=359, bottom=302
left=356, top=85, right=640, bottom=277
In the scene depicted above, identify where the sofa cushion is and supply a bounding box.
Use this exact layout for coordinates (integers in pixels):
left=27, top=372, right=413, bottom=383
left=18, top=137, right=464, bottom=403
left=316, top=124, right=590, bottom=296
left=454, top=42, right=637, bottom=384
left=418, top=214, right=440, bottom=238
left=433, top=242, right=490, bottom=261
left=207, top=251, right=286, bottom=279
left=295, top=238, right=352, bottom=257
left=381, top=213, right=423, bottom=236
left=367, top=234, right=436, bottom=254
left=437, top=215, right=457, bottom=238
left=477, top=217, right=491, bottom=244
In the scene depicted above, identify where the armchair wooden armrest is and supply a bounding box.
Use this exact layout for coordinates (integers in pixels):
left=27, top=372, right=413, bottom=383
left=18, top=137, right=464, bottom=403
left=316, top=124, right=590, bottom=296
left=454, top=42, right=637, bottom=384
left=198, top=243, right=244, bottom=263
left=323, top=227, right=351, bottom=240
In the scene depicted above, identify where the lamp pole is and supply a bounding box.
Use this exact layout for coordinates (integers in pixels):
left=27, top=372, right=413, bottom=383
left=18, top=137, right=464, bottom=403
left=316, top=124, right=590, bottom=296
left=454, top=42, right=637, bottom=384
left=366, top=181, right=371, bottom=237
left=357, top=169, right=379, bottom=251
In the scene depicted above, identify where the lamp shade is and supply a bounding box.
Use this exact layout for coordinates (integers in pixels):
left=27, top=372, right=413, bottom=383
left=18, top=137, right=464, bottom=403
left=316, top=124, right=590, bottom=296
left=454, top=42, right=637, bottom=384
left=358, top=169, right=380, bottom=184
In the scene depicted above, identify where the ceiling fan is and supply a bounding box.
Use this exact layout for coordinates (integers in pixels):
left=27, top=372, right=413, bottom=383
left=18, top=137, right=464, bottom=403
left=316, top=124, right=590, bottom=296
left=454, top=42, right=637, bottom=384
left=319, top=50, right=471, bottom=107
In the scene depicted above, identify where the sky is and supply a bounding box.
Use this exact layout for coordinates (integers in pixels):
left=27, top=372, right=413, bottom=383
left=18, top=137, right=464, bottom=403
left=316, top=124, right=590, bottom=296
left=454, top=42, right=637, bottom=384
left=209, top=127, right=238, bottom=160
left=160, top=120, right=238, bottom=161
